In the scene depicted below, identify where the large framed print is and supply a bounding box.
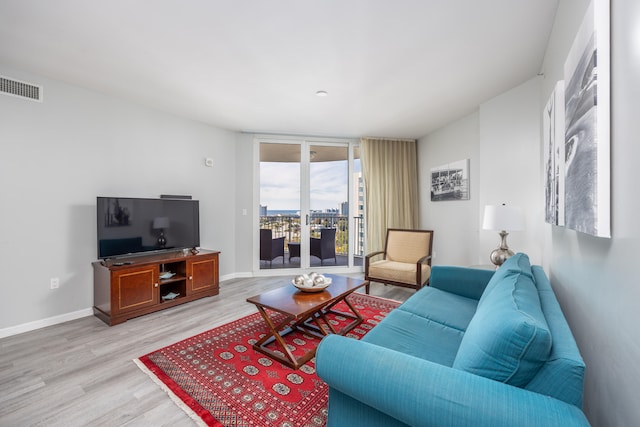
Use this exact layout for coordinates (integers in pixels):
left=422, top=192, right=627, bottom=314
left=563, top=0, right=610, bottom=237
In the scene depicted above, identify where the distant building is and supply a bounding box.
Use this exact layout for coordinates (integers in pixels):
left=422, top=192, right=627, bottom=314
left=340, top=201, right=349, bottom=215
left=259, top=205, right=267, bottom=216
left=354, top=172, right=365, bottom=256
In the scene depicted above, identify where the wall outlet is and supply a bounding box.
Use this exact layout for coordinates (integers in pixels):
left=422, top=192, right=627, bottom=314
left=50, top=277, right=59, bottom=289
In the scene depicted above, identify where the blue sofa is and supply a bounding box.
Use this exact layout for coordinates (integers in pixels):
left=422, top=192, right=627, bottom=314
left=316, top=253, right=590, bottom=426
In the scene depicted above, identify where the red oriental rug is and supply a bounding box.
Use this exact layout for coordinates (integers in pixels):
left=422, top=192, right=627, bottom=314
left=134, top=293, right=399, bottom=427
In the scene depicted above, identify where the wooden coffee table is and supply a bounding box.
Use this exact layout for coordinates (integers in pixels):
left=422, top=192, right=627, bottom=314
left=246, top=274, right=368, bottom=369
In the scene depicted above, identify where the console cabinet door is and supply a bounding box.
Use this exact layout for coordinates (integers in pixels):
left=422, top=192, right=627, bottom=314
left=111, top=265, right=159, bottom=314
left=188, top=253, right=218, bottom=294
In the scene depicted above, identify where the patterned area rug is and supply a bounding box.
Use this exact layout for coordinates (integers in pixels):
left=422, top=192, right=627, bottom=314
left=135, top=293, right=399, bottom=427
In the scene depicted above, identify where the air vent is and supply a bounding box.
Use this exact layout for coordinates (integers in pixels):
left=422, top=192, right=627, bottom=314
left=0, top=76, right=43, bottom=102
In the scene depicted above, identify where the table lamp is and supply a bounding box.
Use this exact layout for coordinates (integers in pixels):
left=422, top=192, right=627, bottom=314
left=482, top=204, right=524, bottom=267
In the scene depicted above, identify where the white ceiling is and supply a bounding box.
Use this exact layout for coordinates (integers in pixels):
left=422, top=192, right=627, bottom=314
left=0, top=0, right=558, bottom=139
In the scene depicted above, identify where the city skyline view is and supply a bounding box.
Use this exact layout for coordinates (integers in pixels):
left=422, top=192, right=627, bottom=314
left=260, top=160, right=359, bottom=212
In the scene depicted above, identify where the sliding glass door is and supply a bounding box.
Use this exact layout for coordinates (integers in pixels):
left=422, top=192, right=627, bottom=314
left=309, top=144, right=348, bottom=268
left=259, top=142, right=301, bottom=270
left=257, top=138, right=362, bottom=272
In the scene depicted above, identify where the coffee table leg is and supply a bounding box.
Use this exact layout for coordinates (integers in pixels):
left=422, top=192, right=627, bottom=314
left=301, top=294, right=363, bottom=336
left=252, top=306, right=299, bottom=368
left=323, top=295, right=364, bottom=335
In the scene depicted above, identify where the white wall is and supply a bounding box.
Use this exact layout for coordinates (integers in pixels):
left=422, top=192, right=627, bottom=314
left=540, top=0, right=640, bottom=425
left=233, top=132, right=255, bottom=275
left=418, top=77, right=542, bottom=267
left=478, top=77, right=543, bottom=265
left=0, top=65, right=238, bottom=334
left=418, top=112, right=480, bottom=266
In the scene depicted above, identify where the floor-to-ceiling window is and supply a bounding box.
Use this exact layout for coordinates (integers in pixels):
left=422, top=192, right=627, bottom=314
left=256, top=137, right=362, bottom=273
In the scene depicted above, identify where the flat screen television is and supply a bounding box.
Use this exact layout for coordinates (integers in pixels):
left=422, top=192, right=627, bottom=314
left=96, top=196, right=200, bottom=259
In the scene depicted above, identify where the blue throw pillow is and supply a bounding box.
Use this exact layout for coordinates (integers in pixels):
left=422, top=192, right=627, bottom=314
left=477, top=253, right=533, bottom=308
left=453, top=265, right=552, bottom=387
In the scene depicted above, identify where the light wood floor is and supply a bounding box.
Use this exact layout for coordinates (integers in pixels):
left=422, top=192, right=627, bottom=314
left=0, top=275, right=413, bottom=427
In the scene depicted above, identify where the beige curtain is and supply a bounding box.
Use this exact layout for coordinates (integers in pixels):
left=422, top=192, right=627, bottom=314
left=361, top=137, right=419, bottom=254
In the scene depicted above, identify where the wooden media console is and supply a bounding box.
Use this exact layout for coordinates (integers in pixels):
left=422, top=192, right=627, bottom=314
left=93, top=249, right=220, bottom=325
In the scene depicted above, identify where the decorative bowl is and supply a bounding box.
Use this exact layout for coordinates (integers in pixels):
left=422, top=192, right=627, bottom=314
left=292, top=275, right=332, bottom=292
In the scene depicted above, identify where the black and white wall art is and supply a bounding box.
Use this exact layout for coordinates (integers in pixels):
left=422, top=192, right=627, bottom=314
left=544, top=81, right=565, bottom=226
left=563, top=0, right=610, bottom=237
left=430, top=159, right=470, bottom=201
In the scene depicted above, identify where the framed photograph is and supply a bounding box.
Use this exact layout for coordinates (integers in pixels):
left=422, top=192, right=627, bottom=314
left=430, top=159, right=470, bottom=201
left=544, top=81, right=565, bottom=226
left=563, top=0, right=610, bottom=237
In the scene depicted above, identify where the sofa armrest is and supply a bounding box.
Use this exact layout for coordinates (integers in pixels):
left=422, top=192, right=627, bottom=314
left=429, top=266, right=494, bottom=300
left=316, top=335, right=589, bottom=427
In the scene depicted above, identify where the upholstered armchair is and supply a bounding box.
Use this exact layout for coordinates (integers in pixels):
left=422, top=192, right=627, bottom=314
left=310, top=228, right=337, bottom=265
left=364, top=228, right=433, bottom=293
left=260, top=229, right=285, bottom=267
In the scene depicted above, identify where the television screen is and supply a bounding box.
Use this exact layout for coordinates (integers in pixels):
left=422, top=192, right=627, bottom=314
left=96, top=197, right=200, bottom=259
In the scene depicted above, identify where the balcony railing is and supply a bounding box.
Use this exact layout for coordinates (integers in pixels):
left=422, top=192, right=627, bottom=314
left=260, top=213, right=364, bottom=256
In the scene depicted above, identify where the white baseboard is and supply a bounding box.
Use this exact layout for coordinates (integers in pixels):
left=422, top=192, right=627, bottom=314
left=220, top=272, right=252, bottom=281
left=1, top=273, right=256, bottom=339
left=0, top=308, right=94, bottom=339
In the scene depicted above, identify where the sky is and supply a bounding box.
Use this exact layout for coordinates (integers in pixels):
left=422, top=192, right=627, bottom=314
left=260, top=160, right=359, bottom=211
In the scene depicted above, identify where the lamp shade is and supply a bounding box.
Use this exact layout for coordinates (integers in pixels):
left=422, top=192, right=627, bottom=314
left=482, top=205, right=524, bottom=232
left=153, top=216, right=170, bottom=229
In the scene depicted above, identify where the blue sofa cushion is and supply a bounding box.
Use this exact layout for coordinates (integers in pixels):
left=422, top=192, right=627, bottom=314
left=453, top=257, right=552, bottom=387
left=363, top=308, right=464, bottom=366
left=477, top=253, right=533, bottom=308
left=397, top=286, right=478, bottom=332
left=524, top=266, right=586, bottom=406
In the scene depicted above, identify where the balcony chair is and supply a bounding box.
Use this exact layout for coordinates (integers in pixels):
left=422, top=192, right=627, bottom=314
left=260, top=229, right=285, bottom=267
left=364, top=228, right=433, bottom=293
left=310, top=228, right=337, bottom=265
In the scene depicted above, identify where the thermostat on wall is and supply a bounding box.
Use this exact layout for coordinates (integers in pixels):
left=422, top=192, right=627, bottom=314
left=205, top=158, right=214, bottom=167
